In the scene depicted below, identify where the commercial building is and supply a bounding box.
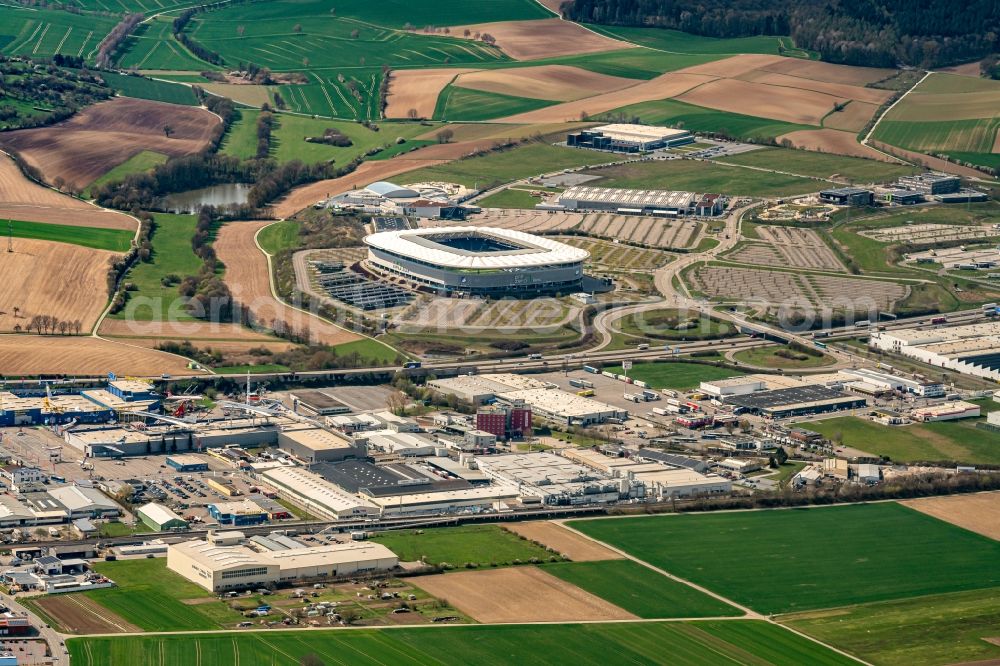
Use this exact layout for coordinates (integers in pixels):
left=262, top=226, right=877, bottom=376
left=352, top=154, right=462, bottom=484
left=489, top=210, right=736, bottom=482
left=208, top=498, right=269, bottom=526
left=496, top=388, right=627, bottom=426
left=726, top=385, right=867, bottom=419
left=869, top=322, right=1000, bottom=382
left=699, top=377, right=767, bottom=399
left=564, top=448, right=729, bottom=498
left=837, top=368, right=944, bottom=398
left=911, top=401, right=981, bottom=422
left=289, top=390, right=351, bottom=416
left=277, top=427, right=363, bottom=463
left=819, top=187, right=874, bottom=206
left=363, top=430, right=438, bottom=457
left=259, top=467, right=379, bottom=521
left=365, top=226, right=588, bottom=297
left=475, top=403, right=532, bottom=440
left=368, top=484, right=521, bottom=517
left=883, top=189, right=924, bottom=205
left=556, top=185, right=725, bottom=216
left=936, top=191, right=989, bottom=204
left=476, top=453, right=632, bottom=505
left=46, top=485, right=120, bottom=519
left=897, top=172, right=961, bottom=195
left=167, top=538, right=398, bottom=593
left=567, top=123, right=693, bottom=152
left=0, top=465, right=45, bottom=491
left=137, top=502, right=189, bottom=531
left=428, top=374, right=550, bottom=406
left=324, top=180, right=472, bottom=219
left=166, top=454, right=209, bottom=472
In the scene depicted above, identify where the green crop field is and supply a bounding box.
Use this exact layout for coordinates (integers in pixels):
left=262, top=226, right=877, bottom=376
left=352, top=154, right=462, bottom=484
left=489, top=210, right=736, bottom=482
left=569, top=503, right=1000, bottom=614
left=546, top=560, right=740, bottom=618
left=621, top=361, right=744, bottom=390
left=266, top=113, right=434, bottom=164
left=717, top=147, right=918, bottom=184
left=874, top=118, right=1000, bottom=154
left=219, top=109, right=260, bottom=159
left=109, top=213, right=203, bottom=321
left=585, top=25, right=787, bottom=55
left=100, top=72, right=200, bottom=106
left=373, top=525, right=554, bottom=567
left=434, top=85, right=554, bottom=121
left=399, top=143, right=621, bottom=189
left=780, top=587, right=1000, bottom=666
left=5, top=219, right=133, bottom=253
left=537, top=49, right=721, bottom=80
left=604, top=98, right=813, bottom=140
left=0, top=6, right=116, bottom=62
left=803, top=411, right=1000, bottom=465
left=84, top=559, right=246, bottom=631
left=118, top=17, right=214, bottom=71
left=331, top=338, right=403, bottom=365
left=912, top=73, right=1000, bottom=95
left=71, top=0, right=192, bottom=13
left=86, top=150, right=168, bottom=195
left=477, top=188, right=544, bottom=209
left=581, top=159, right=823, bottom=197
left=67, top=620, right=859, bottom=666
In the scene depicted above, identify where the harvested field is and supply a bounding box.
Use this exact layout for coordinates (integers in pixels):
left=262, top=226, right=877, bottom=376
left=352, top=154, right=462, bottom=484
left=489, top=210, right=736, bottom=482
left=759, top=58, right=895, bottom=86
left=678, top=54, right=786, bottom=78
left=777, top=129, right=895, bottom=161
left=870, top=140, right=987, bottom=179
left=32, top=594, right=140, bottom=634
left=499, top=71, right=715, bottom=123
left=886, top=89, right=1000, bottom=122
left=415, top=121, right=590, bottom=143
left=0, top=336, right=196, bottom=376
left=902, top=492, right=1000, bottom=541
left=214, top=221, right=361, bottom=346
left=98, top=320, right=295, bottom=355
left=678, top=78, right=851, bottom=127
left=0, top=238, right=118, bottom=332
left=453, top=65, right=634, bottom=102
left=271, top=159, right=445, bottom=218
left=823, top=101, right=879, bottom=132
left=197, top=83, right=272, bottom=107
left=384, top=68, right=474, bottom=119
left=505, top=521, right=623, bottom=561
left=0, top=98, right=220, bottom=189
left=412, top=567, right=635, bottom=623
left=454, top=19, right=632, bottom=61
left=688, top=265, right=907, bottom=310
left=736, top=70, right=892, bottom=105
left=938, top=60, right=985, bottom=77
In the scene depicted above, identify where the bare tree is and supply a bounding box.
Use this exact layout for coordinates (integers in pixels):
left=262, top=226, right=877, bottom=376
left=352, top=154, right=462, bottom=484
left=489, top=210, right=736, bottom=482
left=12, top=306, right=19, bottom=318
left=163, top=124, right=174, bottom=138
left=350, top=28, right=359, bottom=38
left=73, top=319, right=83, bottom=335
left=407, top=108, right=419, bottom=120
left=293, top=23, right=302, bottom=33
left=57, top=321, right=69, bottom=335
left=436, top=128, right=454, bottom=144
left=237, top=25, right=246, bottom=37
left=303, top=57, right=310, bottom=67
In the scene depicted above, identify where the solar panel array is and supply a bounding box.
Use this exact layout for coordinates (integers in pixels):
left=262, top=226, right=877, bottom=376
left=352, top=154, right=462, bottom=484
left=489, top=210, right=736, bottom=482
left=316, top=270, right=413, bottom=310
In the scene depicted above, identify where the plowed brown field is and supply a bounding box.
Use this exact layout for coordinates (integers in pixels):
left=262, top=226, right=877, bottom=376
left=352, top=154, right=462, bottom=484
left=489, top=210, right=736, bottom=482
left=0, top=238, right=118, bottom=332
left=678, top=78, right=846, bottom=126
left=454, top=18, right=632, bottom=60
left=454, top=65, right=634, bottom=101
left=271, top=159, right=444, bottom=218
left=500, top=72, right=716, bottom=123
left=0, top=98, right=220, bottom=189
left=384, top=68, right=474, bottom=119
left=760, top=58, right=895, bottom=85
left=214, top=221, right=361, bottom=346
left=413, top=567, right=635, bottom=622
left=777, top=129, right=895, bottom=161
left=32, top=594, right=140, bottom=634
left=736, top=70, right=892, bottom=105
left=902, top=492, right=1000, bottom=541
left=505, top=521, right=623, bottom=561
left=0, top=336, right=196, bottom=375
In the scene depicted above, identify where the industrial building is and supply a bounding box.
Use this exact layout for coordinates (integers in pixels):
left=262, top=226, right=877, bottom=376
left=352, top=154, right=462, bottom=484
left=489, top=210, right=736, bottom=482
left=166, top=454, right=209, bottom=472
left=167, top=537, right=398, bottom=593
left=556, top=185, right=725, bottom=216
left=496, top=388, right=627, bottom=425
left=46, top=485, right=120, bottom=519
left=428, top=374, right=550, bottom=406
left=208, top=498, right=269, bottom=526
left=564, top=448, right=730, bottom=498
left=137, top=503, right=189, bottom=531
left=819, top=187, right=874, bottom=206
left=0, top=378, right=159, bottom=427
left=869, top=322, right=1000, bottom=382
left=364, top=226, right=589, bottom=297
left=726, top=385, right=867, bottom=419
left=476, top=452, right=633, bottom=505
left=259, top=467, right=379, bottom=521
left=911, top=401, right=981, bottom=422
left=277, top=427, right=363, bottom=463
left=837, top=368, right=945, bottom=398
left=699, top=377, right=767, bottom=399
left=567, top=123, right=693, bottom=152
left=289, top=390, right=351, bottom=416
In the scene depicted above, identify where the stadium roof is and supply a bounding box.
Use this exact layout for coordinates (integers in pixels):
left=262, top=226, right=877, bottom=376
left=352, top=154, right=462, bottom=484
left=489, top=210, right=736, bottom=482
left=364, top=226, right=588, bottom=269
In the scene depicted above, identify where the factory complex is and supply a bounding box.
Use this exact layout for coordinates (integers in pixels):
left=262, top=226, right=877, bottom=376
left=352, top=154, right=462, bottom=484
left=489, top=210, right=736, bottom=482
left=869, top=321, right=1000, bottom=382
left=0, top=379, right=160, bottom=427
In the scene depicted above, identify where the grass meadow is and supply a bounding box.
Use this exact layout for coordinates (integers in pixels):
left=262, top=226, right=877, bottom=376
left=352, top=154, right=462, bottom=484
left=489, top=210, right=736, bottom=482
left=623, top=361, right=744, bottom=390
left=717, top=147, right=918, bottom=183
left=434, top=85, right=554, bottom=121
left=582, top=159, right=823, bottom=197
left=569, top=503, right=1000, bottom=614
left=67, top=620, right=859, bottom=665
left=372, top=525, right=554, bottom=566
left=86, top=150, right=167, bottom=195
left=7, top=219, right=133, bottom=253
left=546, top=560, right=740, bottom=618
left=585, top=25, right=787, bottom=55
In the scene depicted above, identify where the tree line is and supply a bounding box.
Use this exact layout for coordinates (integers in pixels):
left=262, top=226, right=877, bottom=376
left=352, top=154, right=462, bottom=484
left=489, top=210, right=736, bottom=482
left=95, top=13, right=143, bottom=69
left=563, top=0, right=1000, bottom=68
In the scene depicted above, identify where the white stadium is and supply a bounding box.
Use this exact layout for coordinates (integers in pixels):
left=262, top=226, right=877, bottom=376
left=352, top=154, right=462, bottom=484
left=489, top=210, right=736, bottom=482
left=364, top=226, right=589, bottom=297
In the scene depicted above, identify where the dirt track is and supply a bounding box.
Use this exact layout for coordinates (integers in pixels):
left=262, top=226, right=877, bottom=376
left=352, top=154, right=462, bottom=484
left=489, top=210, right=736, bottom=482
left=413, top=567, right=635, bottom=622
left=0, top=97, right=220, bottom=189
left=902, top=492, right=1000, bottom=541
left=0, top=335, right=196, bottom=375
left=271, top=159, right=445, bottom=218
left=214, top=221, right=361, bottom=346
left=32, top=595, right=141, bottom=634
left=0, top=238, right=119, bottom=332
left=454, top=65, right=634, bottom=102
left=505, top=521, right=623, bottom=561
left=453, top=18, right=632, bottom=60
left=384, top=68, right=475, bottom=119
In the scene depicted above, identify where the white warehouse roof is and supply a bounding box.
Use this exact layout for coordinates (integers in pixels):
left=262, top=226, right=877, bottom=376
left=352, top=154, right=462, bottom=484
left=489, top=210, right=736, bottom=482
left=364, top=226, right=588, bottom=270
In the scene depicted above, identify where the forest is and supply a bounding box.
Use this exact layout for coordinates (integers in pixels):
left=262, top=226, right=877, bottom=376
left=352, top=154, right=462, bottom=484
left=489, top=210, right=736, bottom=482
left=563, top=0, right=1000, bottom=68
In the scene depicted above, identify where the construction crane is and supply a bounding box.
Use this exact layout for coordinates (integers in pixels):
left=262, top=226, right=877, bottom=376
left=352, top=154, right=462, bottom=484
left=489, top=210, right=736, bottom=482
left=43, top=384, right=64, bottom=414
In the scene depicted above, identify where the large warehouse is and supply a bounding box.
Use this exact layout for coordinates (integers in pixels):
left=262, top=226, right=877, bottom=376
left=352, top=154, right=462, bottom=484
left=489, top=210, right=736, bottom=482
left=869, top=322, right=1000, bottom=382
left=556, top=186, right=726, bottom=216
left=567, top=123, right=694, bottom=152
left=364, top=226, right=589, bottom=297
left=167, top=538, right=398, bottom=592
